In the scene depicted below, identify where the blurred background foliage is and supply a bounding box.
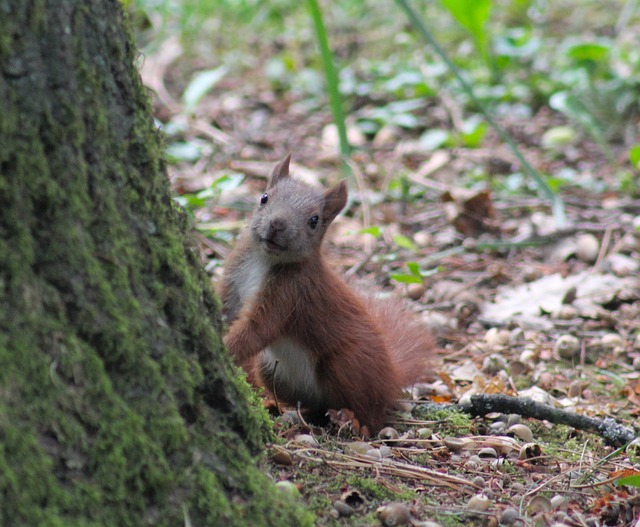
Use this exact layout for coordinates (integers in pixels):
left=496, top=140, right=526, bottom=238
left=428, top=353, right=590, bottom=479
left=125, top=0, right=640, bottom=201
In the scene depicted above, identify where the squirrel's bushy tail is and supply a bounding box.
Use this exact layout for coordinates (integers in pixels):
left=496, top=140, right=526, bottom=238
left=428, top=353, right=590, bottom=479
left=359, top=291, right=435, bottom=386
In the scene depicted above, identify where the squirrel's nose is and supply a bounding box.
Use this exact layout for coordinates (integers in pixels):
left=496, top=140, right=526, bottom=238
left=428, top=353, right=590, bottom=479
left=270, top=218, right=286, bottom=232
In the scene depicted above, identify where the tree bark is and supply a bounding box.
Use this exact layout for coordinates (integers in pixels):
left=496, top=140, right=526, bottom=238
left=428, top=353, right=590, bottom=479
left=0, top=1, right=311, bottom=525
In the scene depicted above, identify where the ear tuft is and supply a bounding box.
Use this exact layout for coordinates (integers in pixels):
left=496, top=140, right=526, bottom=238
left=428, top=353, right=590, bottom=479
left=323, top=180, right=348, bottom=225
left=269, top=154, right=292, bottom=187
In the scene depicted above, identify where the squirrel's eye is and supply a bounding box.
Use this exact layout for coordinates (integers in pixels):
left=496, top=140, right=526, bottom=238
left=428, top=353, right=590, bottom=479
left=308, top=215, right=319, bottom=229
left=260, top=193, right=268, bottom=205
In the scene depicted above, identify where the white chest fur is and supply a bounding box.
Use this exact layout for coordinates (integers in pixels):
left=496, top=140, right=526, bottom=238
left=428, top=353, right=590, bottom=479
left=234, top=248, right=270, bottom=306
left=263, top=338, right=323, bottom=402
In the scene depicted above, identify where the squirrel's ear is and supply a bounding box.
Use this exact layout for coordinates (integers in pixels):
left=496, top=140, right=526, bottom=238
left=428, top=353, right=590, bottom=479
left=269, top=154, right=292, bottom=187
left=323, top=180, right=348, bottom=224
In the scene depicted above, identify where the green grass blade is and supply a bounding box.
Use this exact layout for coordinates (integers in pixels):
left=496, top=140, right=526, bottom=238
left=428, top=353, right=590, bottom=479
left=395, top=0, right=566, bottom=226
left=307, top=0, right=352, bottom=170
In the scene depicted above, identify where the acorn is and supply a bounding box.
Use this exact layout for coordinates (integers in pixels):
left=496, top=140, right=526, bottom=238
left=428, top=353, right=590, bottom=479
left=378, top=427, right=400, bottom=442
left=507, top=424, right=534, bottom=442
left=576, top=233, right=599, bottom=263
left=554, top=334, right=580, bottom=360
left=467, top=494, right=491, bottom=513
left=376, top=503, right=411, bottom=526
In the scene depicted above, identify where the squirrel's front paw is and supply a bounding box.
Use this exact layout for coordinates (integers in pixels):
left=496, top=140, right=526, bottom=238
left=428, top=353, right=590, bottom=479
left=224, top=326, right=261, bottom=363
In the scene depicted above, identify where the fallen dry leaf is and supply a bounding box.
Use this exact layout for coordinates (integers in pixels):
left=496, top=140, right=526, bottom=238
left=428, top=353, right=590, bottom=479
left=442, top=188, right=498, bottom=236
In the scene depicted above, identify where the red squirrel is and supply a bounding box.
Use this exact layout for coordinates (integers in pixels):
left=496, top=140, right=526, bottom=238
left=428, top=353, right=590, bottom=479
left=221, top=155, right=434, bottom=433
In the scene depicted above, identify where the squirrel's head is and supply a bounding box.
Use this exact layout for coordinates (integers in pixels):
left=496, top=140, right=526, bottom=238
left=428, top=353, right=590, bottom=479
left=249, top=154, right=347, bottom=263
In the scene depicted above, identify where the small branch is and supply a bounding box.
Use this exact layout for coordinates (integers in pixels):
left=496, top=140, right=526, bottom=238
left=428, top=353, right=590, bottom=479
left=459, top=394, right=637, bottom=448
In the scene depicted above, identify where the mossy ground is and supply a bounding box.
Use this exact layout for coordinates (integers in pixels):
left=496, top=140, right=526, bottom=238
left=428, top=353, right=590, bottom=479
left=0, top=1, right=312, bottom=525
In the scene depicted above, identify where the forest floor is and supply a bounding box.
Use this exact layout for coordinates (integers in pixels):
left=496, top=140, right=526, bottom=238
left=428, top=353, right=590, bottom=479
left=136, top=6, right=640, bottom=525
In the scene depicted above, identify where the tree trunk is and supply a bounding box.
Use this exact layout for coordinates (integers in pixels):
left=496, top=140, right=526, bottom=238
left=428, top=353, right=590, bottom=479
left=0, top=1, right=311, bottom=525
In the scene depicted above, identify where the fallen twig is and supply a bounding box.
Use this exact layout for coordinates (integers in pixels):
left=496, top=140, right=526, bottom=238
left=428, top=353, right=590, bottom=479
left=271, top=443, right=480, bottom=492
left=460, top=394, right=637, bottom=448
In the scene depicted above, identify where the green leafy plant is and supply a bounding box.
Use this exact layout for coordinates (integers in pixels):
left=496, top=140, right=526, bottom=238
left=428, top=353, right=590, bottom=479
left=630, top=145, right=640, bottom=171
left=390, top=262, right=437, bottom=284
left=615, top=472, right=640, bottom=488
left=549, top=37, right=639, bottom=155
left=165, top=140, right=208, bottom=163
left=182, top=66, right=227, bottom=113
left=359, top=226, right=383, bottom=238
left=439, top=0, right=493, bottom=74
left=174, top=173, right=244, bottom=212
left=357, top=98, right=425, bottom=134
left=393, top=234, right=417, bottom=251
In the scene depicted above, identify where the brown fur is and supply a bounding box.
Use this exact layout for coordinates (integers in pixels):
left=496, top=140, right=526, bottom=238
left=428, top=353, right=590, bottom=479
left=221, top=155, right=434, bottom=432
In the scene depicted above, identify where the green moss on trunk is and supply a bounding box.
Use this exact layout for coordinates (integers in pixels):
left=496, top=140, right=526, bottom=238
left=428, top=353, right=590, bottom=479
left=0, top=1, right=312, bottom=525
